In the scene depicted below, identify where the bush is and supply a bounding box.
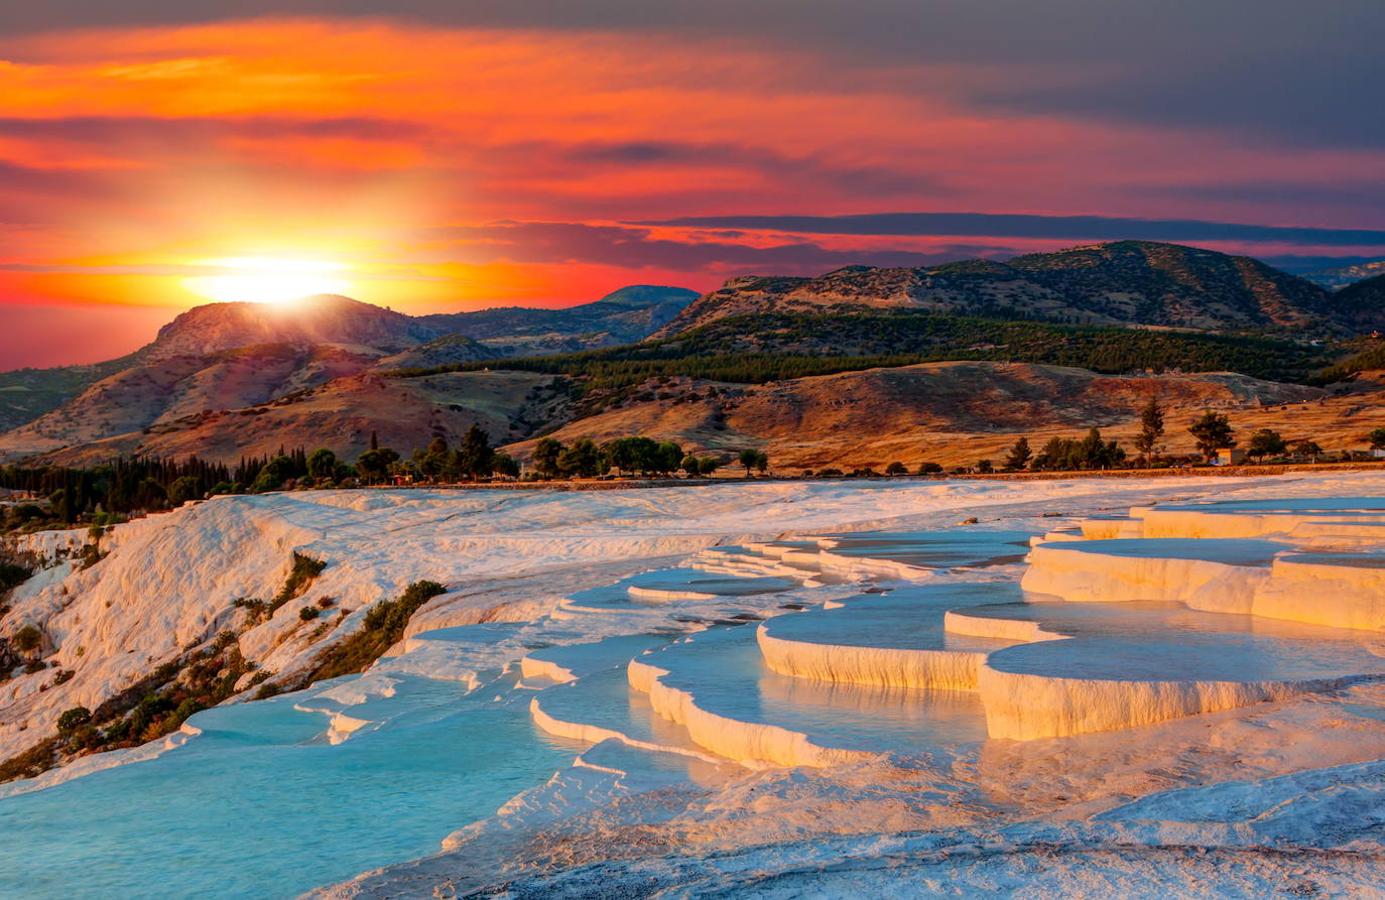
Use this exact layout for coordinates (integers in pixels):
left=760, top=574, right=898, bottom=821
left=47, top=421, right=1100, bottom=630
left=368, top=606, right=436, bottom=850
left=11, top=624, right=42, bottom=654
left=916, top=462, right=943, bottom=475
left=57, top=706, right=91, bottom=734
left=0, top=563, right=33, bottom=591
left=298, top=606, right=319, bottom=622
left=885, top=461, right=908, bottom=476
left=269, top=553, right=327, bottom=614
left=303, top=581, right=446, bottom=684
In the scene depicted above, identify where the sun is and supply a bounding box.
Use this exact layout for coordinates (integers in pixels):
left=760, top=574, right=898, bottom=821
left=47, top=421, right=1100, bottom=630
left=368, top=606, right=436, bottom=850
left=185, top=257, right=351, bottom=305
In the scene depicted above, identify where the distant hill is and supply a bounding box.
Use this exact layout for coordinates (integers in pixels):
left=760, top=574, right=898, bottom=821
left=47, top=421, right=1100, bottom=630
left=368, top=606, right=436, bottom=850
left=1300, top=260, right=1385, bottom=290
left=503, top=361, right=1353, bottom=471
left=418, top=285, right=697, bottom=353
left=1334, top=273, right=1385, bottom=332
left=660, top=241, right=1364, bottom=338
left=0, top=285, right=695, bottom=459
left=145, top=294, right=439, bottom=360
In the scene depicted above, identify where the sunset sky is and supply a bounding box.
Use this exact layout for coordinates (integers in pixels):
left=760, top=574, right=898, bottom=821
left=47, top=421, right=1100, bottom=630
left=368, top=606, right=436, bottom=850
left=2, top=1, right=1383, bottom=368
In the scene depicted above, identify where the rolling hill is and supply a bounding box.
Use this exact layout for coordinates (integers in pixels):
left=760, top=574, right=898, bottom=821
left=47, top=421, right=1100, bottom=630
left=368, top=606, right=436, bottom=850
left=659, top=241, right=1371, bottom=338
left=0, top=286, right=695, bottom=459
left=4, top=244, right=1383, bottom=467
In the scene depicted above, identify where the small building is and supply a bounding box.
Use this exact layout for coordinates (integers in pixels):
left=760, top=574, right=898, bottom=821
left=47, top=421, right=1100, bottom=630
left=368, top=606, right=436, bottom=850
left=1213, top=448, right=1247, bottom=466
left=1371, top=448, right=1385, bottom=460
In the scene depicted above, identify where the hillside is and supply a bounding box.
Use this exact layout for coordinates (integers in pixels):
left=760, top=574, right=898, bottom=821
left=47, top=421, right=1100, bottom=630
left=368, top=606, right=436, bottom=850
left=1334, top=273, right=1385, bottom=332
left=505, top=361, right=1383, bottom=471
left=419, top=285, right=696, bottom=354
left=1301, top=260, right=1385, bottom=290
left=28, top=370, right=575, bottom=466
left=0, top=286, right=693, bottom=458
left=145, top=295, right=438, bottom=360
left=660, top=241, right=1364, bottom=338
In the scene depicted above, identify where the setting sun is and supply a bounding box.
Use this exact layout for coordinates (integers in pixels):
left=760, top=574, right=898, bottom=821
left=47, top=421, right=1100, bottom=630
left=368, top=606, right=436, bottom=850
left=184, top=257, right=351, bottom=305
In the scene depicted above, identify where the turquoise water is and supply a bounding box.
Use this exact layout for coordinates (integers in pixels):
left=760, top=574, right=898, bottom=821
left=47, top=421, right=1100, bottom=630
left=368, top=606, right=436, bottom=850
left=0, top=678, right=569, bottom=899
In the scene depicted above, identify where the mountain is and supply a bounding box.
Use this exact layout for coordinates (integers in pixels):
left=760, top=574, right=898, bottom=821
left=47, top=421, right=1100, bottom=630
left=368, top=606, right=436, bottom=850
left=145, top=294, right=439, bottom=360
left=0, top=286, right=695, bottom=460
left=660, top=241, right=1361, bottom=338
left=418, top=285, right=697, bottom=354
left=1300, top=260, right=1385, bottom=290
left=1335, top=273, right=1385, bottom=332
left=0, top=354, right=138, bottom=433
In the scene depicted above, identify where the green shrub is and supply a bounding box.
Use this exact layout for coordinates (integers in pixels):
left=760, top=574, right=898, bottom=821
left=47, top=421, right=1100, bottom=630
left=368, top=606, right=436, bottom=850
left=11, top=625, right=42, bottom=654
left=57, top=706, right=91, bottom=734
left=0, top=563, right=33, bottom=591
left=298, top=606, right=319, bottom=622
left=268, top=553, right=327, bottom=614
left=303, top=580, right=446, bottom=684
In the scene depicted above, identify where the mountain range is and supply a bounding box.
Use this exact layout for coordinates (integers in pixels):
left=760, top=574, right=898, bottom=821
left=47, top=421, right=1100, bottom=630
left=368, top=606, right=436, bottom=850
left=0, top=286, right=696, bottom=436
left=658, top=241, right=1373, bottom=338
left=1, top=241, right=1382, bottom=468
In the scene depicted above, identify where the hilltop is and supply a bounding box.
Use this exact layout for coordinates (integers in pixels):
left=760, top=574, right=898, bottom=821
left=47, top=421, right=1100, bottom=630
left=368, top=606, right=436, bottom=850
left=660, top=241, right=1366, bottom=338
left=0, top=286, right=695, bottom=458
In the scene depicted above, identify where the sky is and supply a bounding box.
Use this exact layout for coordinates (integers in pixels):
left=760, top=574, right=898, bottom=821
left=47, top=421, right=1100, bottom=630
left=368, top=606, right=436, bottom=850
left=1, top=1, right=1383, bottom=368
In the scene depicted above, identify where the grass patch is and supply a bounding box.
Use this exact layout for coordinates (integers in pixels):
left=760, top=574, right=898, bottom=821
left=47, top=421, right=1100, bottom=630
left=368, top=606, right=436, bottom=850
left=268, top=552, right=326, bottom=615
left=303, top=580, right=446, bottom=683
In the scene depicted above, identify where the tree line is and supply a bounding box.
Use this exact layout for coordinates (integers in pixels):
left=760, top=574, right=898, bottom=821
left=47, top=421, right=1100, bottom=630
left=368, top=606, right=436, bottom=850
left=983, top=398, right=1334, bottom=475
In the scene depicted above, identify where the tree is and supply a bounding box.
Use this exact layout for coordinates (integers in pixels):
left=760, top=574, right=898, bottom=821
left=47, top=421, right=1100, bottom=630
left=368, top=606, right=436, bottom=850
left=976, top=459, right=994, bottom=474
left=1370, top=428, right=1385, bottom=451
left=369, top=430, right=379, bottom=451
left=885, top=461, right=908, bottom=476
left=355, top=447, right=400, bottom=484
left=754, top=450, right=769, bottom=474
left=697, top=456, right=724, bottom=476
left=1188, top=410, right=1235, bottom=461
left=1296, top=440, right=1323, bottom=461
left=167, top=475, right=201, bottom=506
left=1246, top=428, right=1287, bottom=460
left=603, top=437, right=660, bottom=475
left=681, top=454, right=701, bottom=476
left=251, top=455, right=297, bottom=492
left=491, top=452, right=520, bottom=478
left=1134, top=396, right=1165, bottom=464
left=654, top=441, right=684, bottom=475
left=455, top=425, right=494, bottom=479
left=532, top=438, right=565, bottom=479
left=1002, top=436, right=1032, bottom=472
left=557, top=438, right=602, bottom=477
left=307, top=448, right=337, bottom=481
left=414, top=438, right=450, bottom=481
left=917, top=461, right=943, bottom=475
left=738, top=448, right=759, bottom=475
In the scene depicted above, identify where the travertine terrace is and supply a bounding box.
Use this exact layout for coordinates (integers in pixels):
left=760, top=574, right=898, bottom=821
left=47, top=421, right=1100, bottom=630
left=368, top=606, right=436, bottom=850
left=3, top=477, right=1384, bottom=896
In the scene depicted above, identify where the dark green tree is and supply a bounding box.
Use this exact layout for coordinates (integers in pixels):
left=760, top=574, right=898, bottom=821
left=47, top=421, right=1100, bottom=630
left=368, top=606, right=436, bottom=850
left=491, top=451, right=520, bottom=478
left=167, top=475, right=201, bottom=506
left=1002, top=436, right=1032, bottom=472
left=307, top=448, right=338, bottom=481
left=1246, top=428, right=1287, bottom=460
left=1189, top=411, right=1235, bottom=460
left=557, top=438, right=602, bottom=477
left=532, top=438, right=565, bottom=479
left=355, top=447, right=400, bottom=484
left=1134, top=395, right=1165, bottom=464
left=455, top=425, right=494, bottom=479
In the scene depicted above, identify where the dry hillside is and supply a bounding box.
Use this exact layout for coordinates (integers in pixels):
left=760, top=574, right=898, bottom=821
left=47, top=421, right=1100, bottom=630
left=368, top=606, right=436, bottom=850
left=506, top=362, right=1385, bottom=470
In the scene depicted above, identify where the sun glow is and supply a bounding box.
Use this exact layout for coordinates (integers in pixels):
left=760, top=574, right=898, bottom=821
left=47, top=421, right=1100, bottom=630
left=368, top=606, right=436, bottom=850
left=184, top=257, right=351, bottom=305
